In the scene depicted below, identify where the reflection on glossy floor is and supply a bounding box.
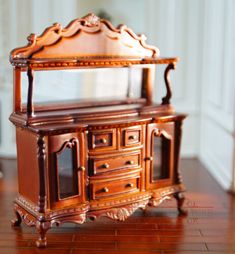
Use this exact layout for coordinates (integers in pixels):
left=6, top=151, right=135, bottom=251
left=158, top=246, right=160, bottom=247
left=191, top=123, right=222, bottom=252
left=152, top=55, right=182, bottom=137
left=0, top=158, right=235, bottom=254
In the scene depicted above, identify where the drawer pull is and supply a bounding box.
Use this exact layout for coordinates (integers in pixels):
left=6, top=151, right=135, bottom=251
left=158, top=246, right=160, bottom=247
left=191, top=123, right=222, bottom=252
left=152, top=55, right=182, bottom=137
left=129, top=135, right=137, bottom=140
left=127, top=160, right=134, bottom=165
left=102, top=187, right=109, bottom=193
left=126, top=183, right=134, bottom=188
left=78, top=166, right=86, bottom=172
left=102, top=163, right=110, bottom=169
left=100, top=138, right=107, bottom=144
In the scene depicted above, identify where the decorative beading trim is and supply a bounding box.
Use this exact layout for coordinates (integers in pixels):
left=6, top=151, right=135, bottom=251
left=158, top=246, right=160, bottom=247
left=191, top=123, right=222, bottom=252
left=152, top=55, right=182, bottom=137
left=90, top=192, right=151, bottom=209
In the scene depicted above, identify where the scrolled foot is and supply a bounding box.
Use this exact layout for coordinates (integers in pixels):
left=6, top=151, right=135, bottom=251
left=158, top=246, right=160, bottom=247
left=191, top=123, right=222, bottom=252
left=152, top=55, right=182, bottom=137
left=36, top=238, right=47, bottom=248
left=173, top=192, right=188, bottom=216
left=35, top=221, right=51, bottom=248
left=11, top=210, right=22, bottom=227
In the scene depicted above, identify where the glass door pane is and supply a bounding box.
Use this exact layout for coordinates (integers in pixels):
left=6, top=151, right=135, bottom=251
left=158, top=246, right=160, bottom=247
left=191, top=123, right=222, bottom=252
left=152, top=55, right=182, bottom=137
left=152, top=135, right=171, bottom=181
left=57, top=145, right=79, bottom=199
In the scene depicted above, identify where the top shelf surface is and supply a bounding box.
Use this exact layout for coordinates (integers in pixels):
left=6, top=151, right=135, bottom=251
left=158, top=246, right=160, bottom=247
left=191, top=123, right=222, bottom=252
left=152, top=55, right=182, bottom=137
left=11, top=57, right=179, bottom=70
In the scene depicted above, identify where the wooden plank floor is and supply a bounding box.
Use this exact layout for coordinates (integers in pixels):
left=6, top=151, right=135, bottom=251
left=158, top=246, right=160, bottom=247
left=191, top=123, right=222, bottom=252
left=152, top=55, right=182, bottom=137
left=0, top=158, right=235, bottom=254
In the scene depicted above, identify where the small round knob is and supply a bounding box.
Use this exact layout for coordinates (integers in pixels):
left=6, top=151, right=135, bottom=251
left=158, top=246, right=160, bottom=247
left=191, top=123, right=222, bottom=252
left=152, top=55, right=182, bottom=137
left=102, top=187, right=109, bottom=193
left=100, top=138, right=107, bottom=144
left=79, top=166, right=86, bottom=172
left=145, top=157, right=153, bottom=161
left=126, top=183, right=134, bottom=188
left=102, top=163, right=109, bottom=169
left=129, top=135, right=137, bottom=140
left=127, top=160, right=134, bottom=165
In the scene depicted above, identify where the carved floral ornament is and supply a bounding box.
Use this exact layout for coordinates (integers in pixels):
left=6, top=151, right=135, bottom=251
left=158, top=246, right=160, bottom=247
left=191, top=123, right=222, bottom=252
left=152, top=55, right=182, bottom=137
left=80, top=13, right=101, bottom=27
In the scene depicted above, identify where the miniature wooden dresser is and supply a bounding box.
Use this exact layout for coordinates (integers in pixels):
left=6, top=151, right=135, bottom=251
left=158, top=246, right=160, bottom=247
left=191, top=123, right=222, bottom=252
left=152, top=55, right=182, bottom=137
left=9, top=13, right=187, bottom=247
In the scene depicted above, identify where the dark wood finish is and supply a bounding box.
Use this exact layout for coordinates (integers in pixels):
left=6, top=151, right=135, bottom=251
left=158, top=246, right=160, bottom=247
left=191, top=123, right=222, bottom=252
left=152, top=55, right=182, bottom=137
left=15, top=128, right=39, bottom=204
left=26, top=68, right=34, bottom=116
left=91, top=175, right=140, bottom=200
left=91, top=151, right=141, bottom=175
left=89, top=129, right=116, bottom=151
left=13, top=67, right=22, bottom=112
left=9, top=13, right=187, bottom=247
left=162, top=62, right=176, bottom=105
left=37, top=135, right=47, bottom=213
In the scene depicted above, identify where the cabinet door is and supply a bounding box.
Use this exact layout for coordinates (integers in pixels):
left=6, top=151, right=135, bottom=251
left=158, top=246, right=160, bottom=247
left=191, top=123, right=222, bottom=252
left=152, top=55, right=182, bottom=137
left=146, top=123, right=174, bottom=189
left=48, top=132, right=86, bottom=209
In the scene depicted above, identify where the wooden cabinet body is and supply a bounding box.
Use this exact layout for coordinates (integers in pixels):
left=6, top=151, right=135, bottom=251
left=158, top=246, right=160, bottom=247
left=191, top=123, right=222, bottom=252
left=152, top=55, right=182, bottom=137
left=9, top=13, right=187, bottom=247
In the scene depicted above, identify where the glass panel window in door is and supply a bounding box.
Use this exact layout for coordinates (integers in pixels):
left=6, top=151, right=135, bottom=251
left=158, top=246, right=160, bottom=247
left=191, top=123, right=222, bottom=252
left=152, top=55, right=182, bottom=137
left=152, top=134, right=171, bottom=181
left=57, top=144, right=79, bottom=199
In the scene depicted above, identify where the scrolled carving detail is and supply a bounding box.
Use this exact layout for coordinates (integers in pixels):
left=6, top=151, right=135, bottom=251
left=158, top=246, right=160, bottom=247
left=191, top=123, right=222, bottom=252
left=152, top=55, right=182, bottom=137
left=162, top=62, right=177, bottom=105
left=149, top=196, right=171, bottom=207
left=12, top=203, right=36, bottom=227
left=89, top=200, right=149, bottom=222
left=10, top=13, right=159, bottom=63
left=27, top=33, right=37, bottom=44
left=106, top=207, right=136, bottom=221
left=106, top=200, right=149, bottom=221
left=81, top=13, right=101, bottom=27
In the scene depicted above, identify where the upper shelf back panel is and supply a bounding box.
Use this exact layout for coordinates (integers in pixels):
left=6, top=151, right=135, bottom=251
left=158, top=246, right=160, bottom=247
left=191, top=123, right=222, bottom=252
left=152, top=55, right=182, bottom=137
left=10, top=13, right=159, bottom=64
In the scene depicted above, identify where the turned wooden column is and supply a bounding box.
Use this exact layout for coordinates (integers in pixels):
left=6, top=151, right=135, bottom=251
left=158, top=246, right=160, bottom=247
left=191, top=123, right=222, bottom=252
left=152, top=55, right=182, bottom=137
left=37, top=136, right=47, bottom=213
left=13, top=67, right=22, bottom=112
left=27, top=67, right=34, bottom=116
left=141, top=66, right=155, bottom=105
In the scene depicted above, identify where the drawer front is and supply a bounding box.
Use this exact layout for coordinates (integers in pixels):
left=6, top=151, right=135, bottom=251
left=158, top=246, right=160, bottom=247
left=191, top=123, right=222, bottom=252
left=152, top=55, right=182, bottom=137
left=122, top=126, right=142, bottom=147
left=91, top=152, right=141, bottom=175
left=91, top=177, right=139, bottom=199
left=89, top=129, right=116, bottom=150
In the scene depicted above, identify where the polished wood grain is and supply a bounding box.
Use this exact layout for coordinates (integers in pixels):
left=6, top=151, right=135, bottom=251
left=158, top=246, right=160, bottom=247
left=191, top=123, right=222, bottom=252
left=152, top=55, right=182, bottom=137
left=9, top=13, right=186, bottom=247
left=10, top=13, right=159, bottom=64
left=1, top=158, right=235, bottom=253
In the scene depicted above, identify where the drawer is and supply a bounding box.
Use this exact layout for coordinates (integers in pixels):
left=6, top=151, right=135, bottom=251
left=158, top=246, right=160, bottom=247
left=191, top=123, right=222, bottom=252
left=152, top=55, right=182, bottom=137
left=89, top=129, right=116, bottom=150
left=122, top=126, right=142, bottom=147
left=91, top=177, right=139, bottom=199
left=91, top=152, right=141, bottom=175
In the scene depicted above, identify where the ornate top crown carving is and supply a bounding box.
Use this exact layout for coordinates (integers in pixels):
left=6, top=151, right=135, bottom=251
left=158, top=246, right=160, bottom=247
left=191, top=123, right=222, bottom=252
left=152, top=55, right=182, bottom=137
left=80, top=13, right=101, bottom=27
left=10, top=13, right=160, bottom=66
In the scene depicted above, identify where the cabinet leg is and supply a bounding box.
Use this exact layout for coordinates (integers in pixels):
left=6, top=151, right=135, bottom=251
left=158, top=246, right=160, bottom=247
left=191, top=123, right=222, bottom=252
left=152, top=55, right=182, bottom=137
left=35, top=221, right=51, bottom=248
left=11, top=210, right=22, bottom=227
left=173, top=192, right=188, bottom=216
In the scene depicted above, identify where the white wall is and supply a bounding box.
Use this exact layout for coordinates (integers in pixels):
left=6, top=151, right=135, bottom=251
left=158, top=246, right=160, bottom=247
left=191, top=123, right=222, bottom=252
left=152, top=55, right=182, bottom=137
left=0, top=0, right=78, bottom=157
left=0, top=0, right=234, bottom=191
left=144, top=0, right=235, bottom=191
left=145, top=0, right=204, bottom=157
left=199, top=0, right=235, bottom=190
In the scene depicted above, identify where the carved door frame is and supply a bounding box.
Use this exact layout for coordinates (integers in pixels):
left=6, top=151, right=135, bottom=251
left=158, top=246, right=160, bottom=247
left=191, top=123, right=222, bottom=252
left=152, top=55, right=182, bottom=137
left=48, top=132, right=87, bottom=209
left=145, top=123, right=174, bottom=190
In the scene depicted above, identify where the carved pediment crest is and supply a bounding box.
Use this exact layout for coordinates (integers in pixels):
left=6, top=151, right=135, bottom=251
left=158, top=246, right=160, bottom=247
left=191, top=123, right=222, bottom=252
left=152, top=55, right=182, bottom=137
left=10, top=13, right=159, bottom=64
